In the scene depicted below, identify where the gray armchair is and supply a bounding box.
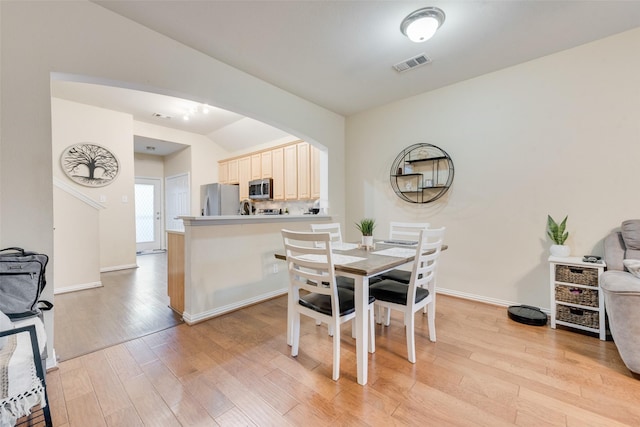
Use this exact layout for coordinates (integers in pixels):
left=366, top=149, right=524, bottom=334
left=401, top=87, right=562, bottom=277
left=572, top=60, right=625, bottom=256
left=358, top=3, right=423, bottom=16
left=601, top=219, right=640, bottom=375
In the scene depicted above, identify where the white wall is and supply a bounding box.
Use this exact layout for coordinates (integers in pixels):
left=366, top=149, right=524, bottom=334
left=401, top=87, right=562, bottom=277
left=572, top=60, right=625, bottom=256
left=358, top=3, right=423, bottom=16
left=0, top=1, right=345, bottom=366
left=52, top=98, right=137, bottom=271
left=346, top=28, right=640, bottom=309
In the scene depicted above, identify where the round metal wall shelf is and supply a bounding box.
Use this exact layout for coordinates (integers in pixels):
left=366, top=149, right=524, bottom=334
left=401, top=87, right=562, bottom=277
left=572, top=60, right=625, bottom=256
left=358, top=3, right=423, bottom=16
left=390, top=143, right=454, bottom=204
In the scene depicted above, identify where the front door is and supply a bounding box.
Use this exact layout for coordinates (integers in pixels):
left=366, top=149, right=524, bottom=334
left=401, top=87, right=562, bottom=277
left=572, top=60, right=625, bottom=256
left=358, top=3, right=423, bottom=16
left=135, top=177, right=162, bottom=253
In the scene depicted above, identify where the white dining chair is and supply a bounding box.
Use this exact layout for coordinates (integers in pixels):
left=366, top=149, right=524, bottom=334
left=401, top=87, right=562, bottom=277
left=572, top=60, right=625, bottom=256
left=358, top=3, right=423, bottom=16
left=383, top=221, right=430, bottom=283
left=388, top=221, right=430, bottom=243
left=281, top=229, right=375, bottom=380
left=369, top=229, right=444, bottom=363
left=310, top=222, right=343, bottom=246
left=311, top=222, right=354, bottom=291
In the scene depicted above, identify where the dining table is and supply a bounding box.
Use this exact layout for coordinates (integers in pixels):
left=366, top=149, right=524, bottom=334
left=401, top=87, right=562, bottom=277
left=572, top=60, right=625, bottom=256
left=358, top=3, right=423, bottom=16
left=275, top=240, right=447, bottom=385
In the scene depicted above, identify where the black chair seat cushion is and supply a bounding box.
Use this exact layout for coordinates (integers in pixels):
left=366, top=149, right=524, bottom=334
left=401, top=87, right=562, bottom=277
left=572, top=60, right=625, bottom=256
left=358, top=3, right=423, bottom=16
left=299, top=288, right=375, bottom=316
left=380, top=269, right=423, bottom=284
left=333, top=276, right=383, bottom=290
left=369, top=279, right=429, bottom=305
left=336, top=276, right=355, bottom=290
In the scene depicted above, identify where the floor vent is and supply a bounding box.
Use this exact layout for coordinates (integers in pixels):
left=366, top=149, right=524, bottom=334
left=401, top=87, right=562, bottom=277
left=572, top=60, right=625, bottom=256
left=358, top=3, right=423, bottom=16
left=393, top=54, right=431, bottom=73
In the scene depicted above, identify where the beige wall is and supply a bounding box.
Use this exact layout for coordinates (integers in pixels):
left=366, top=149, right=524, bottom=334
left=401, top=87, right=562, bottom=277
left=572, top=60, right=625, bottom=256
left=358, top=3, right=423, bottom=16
left=52, top=98, right=137, bottom=271
left=0, top=1, right=345, bottom=365
left=346, top=28, right=640, bottom=309
left=134, top=152, right=165, bottom=178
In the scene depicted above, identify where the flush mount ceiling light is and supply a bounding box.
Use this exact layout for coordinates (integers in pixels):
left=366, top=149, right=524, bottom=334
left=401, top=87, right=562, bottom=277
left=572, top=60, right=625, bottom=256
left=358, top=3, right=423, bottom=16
left=400, top=7, right=445, bottom=43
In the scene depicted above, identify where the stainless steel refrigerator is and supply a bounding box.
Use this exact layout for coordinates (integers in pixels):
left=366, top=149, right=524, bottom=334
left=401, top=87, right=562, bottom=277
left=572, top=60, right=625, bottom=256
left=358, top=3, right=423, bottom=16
left=200, top=183, right=240, bottom=216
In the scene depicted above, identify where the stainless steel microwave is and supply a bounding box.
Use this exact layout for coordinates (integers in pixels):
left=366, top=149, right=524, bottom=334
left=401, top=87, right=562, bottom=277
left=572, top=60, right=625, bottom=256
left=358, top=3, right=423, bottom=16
left=248, top=178, right=273, bottom=200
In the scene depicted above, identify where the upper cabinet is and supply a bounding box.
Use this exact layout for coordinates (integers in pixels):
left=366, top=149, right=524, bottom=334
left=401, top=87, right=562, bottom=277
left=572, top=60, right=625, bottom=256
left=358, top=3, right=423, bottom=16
left=310, top=146, right=321, bottom=199
left=296, top=142, right=310, bottom=200
left=250, top=154, right=261, bottom=180
left=219, top=161, right=229, bottom=184
left=218, top=140, right=321, bottom=201
left=227, top=159, right=239, bottom=184
left=238, top=157, right=251, bottom=200
left=261, top=151, right=273, bottom=178
left=283, top=144, right=298, bottom=200
left=271, top=147, right=284, bottom=200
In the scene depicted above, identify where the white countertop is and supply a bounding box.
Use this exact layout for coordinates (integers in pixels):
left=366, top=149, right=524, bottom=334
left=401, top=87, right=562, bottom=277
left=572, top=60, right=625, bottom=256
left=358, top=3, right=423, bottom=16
left=179, top=214, right=332, bottom=226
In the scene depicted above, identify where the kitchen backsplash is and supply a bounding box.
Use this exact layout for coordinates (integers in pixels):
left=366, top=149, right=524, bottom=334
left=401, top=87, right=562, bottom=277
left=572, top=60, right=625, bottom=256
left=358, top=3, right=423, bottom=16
left=252, top=200, right=319, bottom=215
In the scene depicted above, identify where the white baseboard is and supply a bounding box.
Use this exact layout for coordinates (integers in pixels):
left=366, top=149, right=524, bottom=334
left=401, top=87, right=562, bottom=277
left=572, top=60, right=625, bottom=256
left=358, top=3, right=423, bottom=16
left=46, top=348, right=58, bottom=371
left=437, top=287, right=551, bottom=315
left=100, top=263, right=138, bottom=273
left=182, top=286, right=551, bottom=325
left=54, top=281, right=102, bottom=295
left=183, top=288, right=288, bottom=325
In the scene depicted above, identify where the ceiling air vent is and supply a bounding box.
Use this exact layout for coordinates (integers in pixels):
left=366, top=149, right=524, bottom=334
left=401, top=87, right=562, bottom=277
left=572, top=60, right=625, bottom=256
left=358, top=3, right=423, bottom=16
left=393, top=53, right=431, bottom=73
left=152, top=112, right=172, bottom=120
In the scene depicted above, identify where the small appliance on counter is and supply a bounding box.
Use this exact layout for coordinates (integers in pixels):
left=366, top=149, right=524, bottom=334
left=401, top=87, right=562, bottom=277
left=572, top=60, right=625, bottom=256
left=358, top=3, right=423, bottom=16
left=257, top=208, right=280, bottom=215
left=201, top=183, right=240, bottom=216
left=240, top=199, right=253, bottom=215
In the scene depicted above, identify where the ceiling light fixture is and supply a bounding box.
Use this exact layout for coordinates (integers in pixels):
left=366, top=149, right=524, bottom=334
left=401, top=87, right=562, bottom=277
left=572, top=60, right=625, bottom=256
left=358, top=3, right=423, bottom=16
left=400, top=7, right=445, bottom=43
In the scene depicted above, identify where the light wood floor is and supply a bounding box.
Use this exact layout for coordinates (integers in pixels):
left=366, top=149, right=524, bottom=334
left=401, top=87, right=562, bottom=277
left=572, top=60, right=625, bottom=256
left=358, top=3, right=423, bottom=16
left=54, top=253, right=182, bottom=361
left=46, top=293, right=640, bottom=426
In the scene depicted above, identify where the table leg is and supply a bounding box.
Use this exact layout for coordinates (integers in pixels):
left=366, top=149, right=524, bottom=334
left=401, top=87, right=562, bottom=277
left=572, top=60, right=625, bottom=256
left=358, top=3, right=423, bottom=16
left=354, top=275, right=369, bottom=385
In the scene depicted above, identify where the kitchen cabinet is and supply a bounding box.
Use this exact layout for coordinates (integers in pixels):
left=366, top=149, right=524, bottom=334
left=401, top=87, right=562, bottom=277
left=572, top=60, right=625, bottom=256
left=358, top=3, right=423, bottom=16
left=227, top=159, right=239, bottom=184
left=218, top=161, right=229, bottom=184
left=217, top=139, right=318, bottom=201
left=284, top=144, right=298, bottom=200
left=310, top=146, right=321, bottom=199
left=251, top=154, right=261, bottom=180
left=261, top=151, right=272, bottom=178
left=272, top=147, right=284, bottom=200
left=238, top=156, right=251, bottom=200
left=297, top=142, right=311, bottom=199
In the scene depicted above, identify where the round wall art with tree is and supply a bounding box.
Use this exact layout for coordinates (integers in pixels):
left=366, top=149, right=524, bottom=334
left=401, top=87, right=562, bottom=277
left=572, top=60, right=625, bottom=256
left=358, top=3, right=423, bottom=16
left=61, top=143, right=120, bottom=187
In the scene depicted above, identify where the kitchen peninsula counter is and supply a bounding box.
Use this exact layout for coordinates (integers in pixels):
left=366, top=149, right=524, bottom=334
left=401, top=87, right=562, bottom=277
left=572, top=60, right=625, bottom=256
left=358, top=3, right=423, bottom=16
left=180, top=214, right=331, bottom=226
left=168, top=214, right=333, bottom=324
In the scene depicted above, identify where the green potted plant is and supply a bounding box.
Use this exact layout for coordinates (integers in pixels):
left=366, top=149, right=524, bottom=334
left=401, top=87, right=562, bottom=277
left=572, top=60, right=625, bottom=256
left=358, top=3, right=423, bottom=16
left=547, top=215, right=570, bottom=257
left=356, top=218, right=376, bottom=247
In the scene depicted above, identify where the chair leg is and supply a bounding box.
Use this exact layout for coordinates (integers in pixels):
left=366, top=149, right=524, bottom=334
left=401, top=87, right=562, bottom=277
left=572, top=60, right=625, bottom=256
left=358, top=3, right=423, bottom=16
left=406, top=311, right=416, bottom=363
left=332, top=320, right=341, bottom=381
left=291, top=312, right=301, bottom=357
left=351, top=318, right=356, bottom=339
left=384, top=307, right=391, bottom=326
left=375, top=305, right=383, bottom=324
left=428, top=301, right=436, bottom=342
left=328, top=324, right=334, bottom=337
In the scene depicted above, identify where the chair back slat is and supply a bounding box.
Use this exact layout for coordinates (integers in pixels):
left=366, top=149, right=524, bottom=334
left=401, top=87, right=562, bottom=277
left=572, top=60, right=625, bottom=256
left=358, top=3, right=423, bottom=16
left=311, top=223, right=343, bottom=248
left=389, top=222, right=430, bottom=242
left=408, top=227, right=445, bottom=305
left=282, top=229, right=337, bottom=297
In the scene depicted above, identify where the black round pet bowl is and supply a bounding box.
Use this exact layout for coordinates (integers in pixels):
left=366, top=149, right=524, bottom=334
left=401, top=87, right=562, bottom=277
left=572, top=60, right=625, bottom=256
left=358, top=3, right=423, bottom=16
left=508, top=305, right=547, bottom=326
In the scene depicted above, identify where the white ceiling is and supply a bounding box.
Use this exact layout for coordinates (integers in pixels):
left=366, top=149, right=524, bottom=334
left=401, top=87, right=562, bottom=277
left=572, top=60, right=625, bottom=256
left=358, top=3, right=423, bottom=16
left=92, top=0, right=640, bottom=116
left=54, top=1, right=640, bottom=154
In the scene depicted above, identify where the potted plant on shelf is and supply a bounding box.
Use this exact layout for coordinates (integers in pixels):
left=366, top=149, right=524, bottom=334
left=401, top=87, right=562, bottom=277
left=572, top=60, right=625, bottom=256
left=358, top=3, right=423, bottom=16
left=356, top=218, right=376, bottom=248
left=547, top=215, right=570, bottom=257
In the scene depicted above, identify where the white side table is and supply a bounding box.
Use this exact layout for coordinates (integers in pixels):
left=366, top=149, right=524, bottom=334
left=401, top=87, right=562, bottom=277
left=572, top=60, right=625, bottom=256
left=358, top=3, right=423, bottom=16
left=549, top=256, right=607, bottom=340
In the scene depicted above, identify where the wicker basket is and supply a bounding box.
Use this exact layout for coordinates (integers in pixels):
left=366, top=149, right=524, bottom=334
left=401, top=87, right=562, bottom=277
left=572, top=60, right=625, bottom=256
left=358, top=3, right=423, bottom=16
left=555, top=265, right=598, bottom=286
left=555, top=284, right=598, bottom=307
left=556, top=304, right=599, bottom=329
